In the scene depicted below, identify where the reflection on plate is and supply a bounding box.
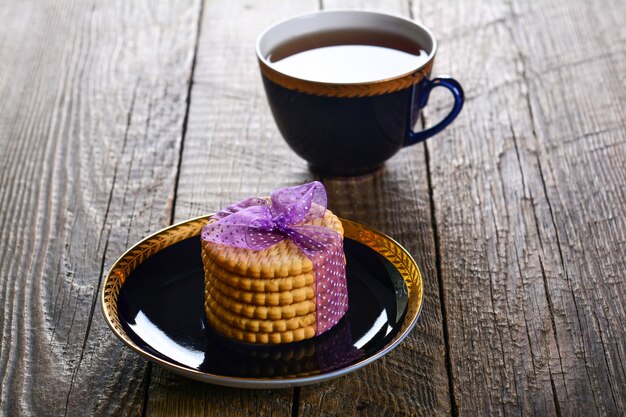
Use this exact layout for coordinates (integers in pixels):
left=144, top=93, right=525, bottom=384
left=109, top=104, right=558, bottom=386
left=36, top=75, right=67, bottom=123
left=102, top=216, right=423, bottom=388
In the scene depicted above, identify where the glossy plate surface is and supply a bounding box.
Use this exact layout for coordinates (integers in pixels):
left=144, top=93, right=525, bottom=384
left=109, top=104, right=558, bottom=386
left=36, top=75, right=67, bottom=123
left=102, top=216, right=423, bottom=388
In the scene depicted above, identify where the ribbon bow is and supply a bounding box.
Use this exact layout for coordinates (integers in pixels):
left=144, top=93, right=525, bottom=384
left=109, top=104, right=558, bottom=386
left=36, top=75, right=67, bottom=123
left=201, top=182, right=348, bottom=335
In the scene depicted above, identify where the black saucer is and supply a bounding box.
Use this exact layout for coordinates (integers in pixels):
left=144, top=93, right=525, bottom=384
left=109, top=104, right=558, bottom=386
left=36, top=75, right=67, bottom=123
left=102, top=216, right=423, bottom=388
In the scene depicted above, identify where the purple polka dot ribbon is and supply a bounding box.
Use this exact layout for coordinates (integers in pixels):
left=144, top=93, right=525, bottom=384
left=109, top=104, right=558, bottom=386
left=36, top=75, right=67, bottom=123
left=201, top=182, right=348, bottom=335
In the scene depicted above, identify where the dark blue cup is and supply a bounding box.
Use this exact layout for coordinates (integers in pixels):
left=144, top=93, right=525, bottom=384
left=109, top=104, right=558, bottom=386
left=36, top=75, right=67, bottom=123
left=257, top=11, right=464, bottom=176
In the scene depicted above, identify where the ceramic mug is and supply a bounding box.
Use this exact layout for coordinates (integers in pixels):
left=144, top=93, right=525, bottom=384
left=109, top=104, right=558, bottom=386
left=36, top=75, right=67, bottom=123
left=257, top=10, right=464, bottom=176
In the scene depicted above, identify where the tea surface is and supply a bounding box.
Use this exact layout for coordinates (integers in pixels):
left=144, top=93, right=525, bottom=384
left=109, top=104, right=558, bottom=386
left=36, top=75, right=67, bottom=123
left=268, top=30, right=429, bottom=83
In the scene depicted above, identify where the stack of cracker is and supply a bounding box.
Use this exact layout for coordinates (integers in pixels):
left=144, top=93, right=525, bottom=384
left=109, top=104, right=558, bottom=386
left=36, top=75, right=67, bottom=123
left=201, top=208, right=346, bottom=345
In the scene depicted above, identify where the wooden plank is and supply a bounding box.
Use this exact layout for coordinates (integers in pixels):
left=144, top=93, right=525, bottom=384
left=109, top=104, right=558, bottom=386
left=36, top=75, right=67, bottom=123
left=508, top=1, right=626, bottom=414
left=143, top=1, right=318, bottom=416
left=0, top=0, right=201, bottom=415
left=297, top=1, right=452, bottom=416
left=418, top=0, right=626, bottom=415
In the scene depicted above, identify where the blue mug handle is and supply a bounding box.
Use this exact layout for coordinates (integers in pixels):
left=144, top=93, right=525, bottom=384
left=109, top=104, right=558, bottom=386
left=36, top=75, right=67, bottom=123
left=405, top=76, right=464, bottom=146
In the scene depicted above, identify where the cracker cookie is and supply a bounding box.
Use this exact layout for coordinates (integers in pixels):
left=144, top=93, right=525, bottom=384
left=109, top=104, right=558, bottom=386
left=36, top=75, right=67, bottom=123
left=205, top=306, right=316, bottom=344
left=205, top=292, right=316, bottom=333
left=206, top=269, right=314, bottom=306
left=202, top=252, right=315, bottom=292
left=206, top=285, right=316, bottom=320
left=201, top=210, right=344, bottom=278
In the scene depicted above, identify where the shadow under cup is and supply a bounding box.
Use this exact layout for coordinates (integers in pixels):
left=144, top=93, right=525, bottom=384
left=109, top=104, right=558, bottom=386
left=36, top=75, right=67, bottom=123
left=257, top=11, right=464, bottom=176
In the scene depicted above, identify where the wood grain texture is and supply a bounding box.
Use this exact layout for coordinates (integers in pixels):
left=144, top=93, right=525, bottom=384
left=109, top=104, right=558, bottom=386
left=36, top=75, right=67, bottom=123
left=0, top=0, right=201, bottom=415
left=296, top=1, right=452, bottom=416
left=508, top=1, right=626, bottom=414
left=143, top=1, right=317, bottom=416
left=2, top=0, right=624, bottom=416
left=418, top=0, right=626, bottom=415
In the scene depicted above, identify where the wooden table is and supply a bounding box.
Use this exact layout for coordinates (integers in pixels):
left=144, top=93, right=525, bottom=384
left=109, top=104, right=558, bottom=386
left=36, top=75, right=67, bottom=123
left=1, top=0, right=624, bottom=416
